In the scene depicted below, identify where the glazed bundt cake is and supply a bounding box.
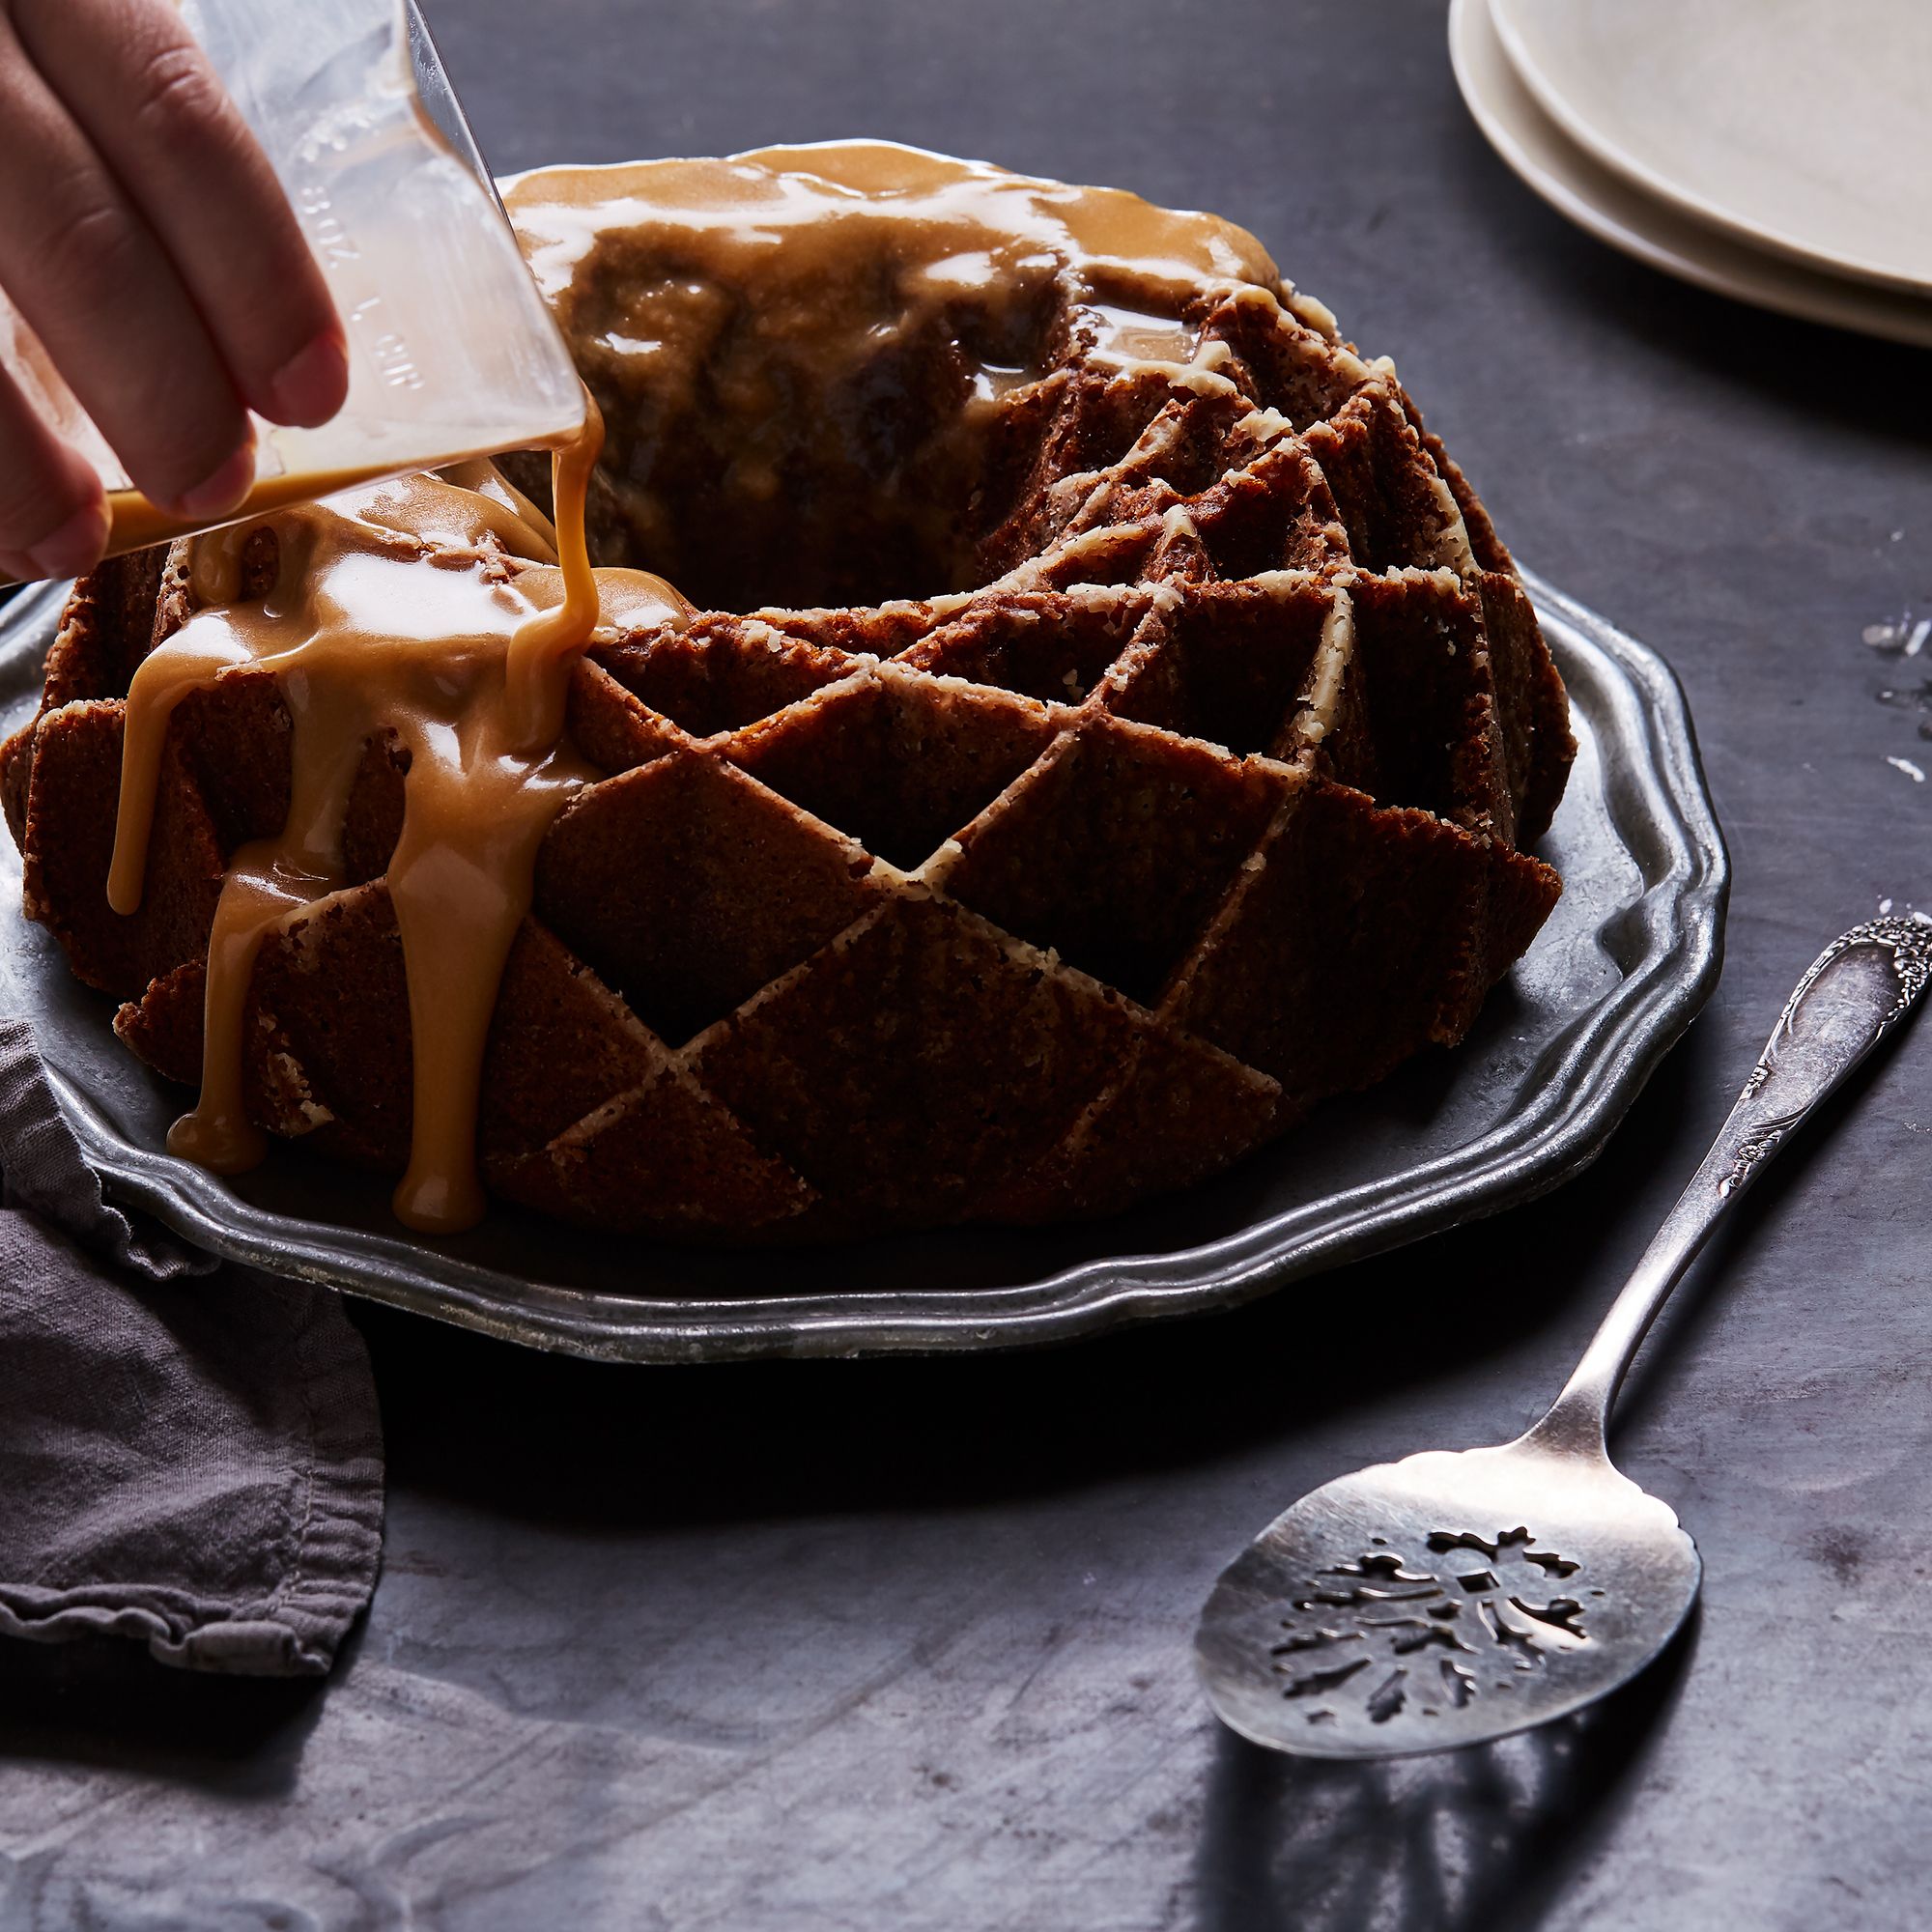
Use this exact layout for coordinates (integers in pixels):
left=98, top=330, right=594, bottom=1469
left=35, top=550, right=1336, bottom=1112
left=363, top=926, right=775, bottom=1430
left=1, top=142, right=1573, bottom=1242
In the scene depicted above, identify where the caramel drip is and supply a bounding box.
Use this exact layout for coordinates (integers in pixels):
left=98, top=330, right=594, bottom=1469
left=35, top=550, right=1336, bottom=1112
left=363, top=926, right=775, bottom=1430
left=107, top=394, right=690, bottom=1233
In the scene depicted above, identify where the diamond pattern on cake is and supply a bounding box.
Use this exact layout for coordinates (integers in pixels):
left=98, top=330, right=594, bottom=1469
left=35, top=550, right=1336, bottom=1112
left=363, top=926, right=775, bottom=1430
left=1200, top=293, right=1366, bottom=433
left=534, top=750, right=888, bottom=1046
left=1468, top=566, right=1573, bottom=844
left=3, top=224, right=1577, bottom=1240
left=1299, top=381, right=1471, bottom=576
left=592, top=613, right=856, bottom=738
left=895, top=589, right=1151, bottom=705
left=1162, top=780, right=1560, bottom=1100
left=563, top=657, right=692, bottom=778
left=723, top=664, right=1062, bottom=871
left=487, top=1065, right=817, bottom=1236
left=19, top=697, right=231, bottom=1001
left=980, top=1018, right=1285, bottom=1223
left=938, top=715, right=1294, bottom=1006
left=1333, top=567, right=1514, bottom=840
left=1104, top=578, right=1337, bottom=759
left=1189, top=443, right=1351, bottom=582
left=692, top=894, right=1149, bottom=1223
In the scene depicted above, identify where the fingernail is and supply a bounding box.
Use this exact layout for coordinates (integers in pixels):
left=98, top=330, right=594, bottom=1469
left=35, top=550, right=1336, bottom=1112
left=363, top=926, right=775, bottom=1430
left=26, top=500, right=110, bottom=582
left=268, top=330, right=350, bottom=428
left=171, top=442, right=258, bottom=521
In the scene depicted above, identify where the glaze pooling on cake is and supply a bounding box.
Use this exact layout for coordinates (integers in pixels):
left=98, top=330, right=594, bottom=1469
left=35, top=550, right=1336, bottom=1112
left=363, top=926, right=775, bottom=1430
left=0, top=142, right=1575, bottom=1241
left=499, top=142, right=1353, bottom=611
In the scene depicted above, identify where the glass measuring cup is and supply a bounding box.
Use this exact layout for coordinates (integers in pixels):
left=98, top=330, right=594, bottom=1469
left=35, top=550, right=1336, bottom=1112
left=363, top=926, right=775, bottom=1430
left=0, top=0, right=585, bottom=584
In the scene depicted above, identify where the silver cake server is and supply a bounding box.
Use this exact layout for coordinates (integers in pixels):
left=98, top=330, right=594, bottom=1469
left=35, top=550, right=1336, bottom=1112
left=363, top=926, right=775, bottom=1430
left=1197, top=913, right=1932, bottom=1758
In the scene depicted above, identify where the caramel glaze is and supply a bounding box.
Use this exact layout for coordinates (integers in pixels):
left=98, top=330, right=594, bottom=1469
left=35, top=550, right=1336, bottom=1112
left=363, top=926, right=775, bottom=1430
left=107, top=397, right=690, bottom=1232
left=105, top=142, right=1334, bottom=1232
left=501, top=143, right=1334, bottom=611
left=505, top=140, right=1293, bottom=370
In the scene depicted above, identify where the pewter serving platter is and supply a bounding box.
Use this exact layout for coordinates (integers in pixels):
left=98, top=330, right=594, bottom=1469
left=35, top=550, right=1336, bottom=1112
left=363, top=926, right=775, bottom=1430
left=0, top=571, right=1726, bottom=1361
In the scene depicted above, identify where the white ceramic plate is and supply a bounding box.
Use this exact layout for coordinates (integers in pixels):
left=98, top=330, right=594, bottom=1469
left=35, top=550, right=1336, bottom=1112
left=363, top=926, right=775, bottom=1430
left=1491, top=0, right=1932, bottom=298
left=1449, top=0, right=1932, bottom=351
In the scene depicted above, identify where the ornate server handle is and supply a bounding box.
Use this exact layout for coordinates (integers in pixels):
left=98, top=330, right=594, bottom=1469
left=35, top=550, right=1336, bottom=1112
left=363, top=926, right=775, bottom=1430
left=1529, top=915, right=1932, bottom=1455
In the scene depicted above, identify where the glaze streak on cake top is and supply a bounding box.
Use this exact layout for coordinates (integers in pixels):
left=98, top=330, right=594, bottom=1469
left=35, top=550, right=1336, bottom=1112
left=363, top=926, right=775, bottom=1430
left=501, top=142, right=1324, bottom=611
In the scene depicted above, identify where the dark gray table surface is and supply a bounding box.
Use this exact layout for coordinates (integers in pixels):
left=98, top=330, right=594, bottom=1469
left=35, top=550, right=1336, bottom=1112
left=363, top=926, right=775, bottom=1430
left=4, top=3, right=1930, bottom=1926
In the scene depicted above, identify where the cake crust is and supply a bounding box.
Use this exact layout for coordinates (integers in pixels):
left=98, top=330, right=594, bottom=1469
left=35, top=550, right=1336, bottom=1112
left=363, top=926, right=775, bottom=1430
left=1, top=145, right=1574, bottom=1242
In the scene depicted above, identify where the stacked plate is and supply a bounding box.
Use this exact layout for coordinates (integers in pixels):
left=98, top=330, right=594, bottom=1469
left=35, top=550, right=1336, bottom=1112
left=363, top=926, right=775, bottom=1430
left=1449, top=0, right=1932, bottom=349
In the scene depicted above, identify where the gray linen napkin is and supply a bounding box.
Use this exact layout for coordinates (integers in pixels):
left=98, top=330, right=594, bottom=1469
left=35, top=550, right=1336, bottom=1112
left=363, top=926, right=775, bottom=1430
left=0, top=1018, right=384, bottom=1674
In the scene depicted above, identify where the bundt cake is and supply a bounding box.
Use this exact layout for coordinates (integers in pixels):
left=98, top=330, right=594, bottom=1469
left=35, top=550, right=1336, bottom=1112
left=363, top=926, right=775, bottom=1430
left=0, top=141, right=1574, bottom=1242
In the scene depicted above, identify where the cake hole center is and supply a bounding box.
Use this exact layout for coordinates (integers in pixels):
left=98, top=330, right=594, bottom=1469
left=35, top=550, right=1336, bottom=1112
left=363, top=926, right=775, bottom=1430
left=509, top=236, right=1079, bottom=612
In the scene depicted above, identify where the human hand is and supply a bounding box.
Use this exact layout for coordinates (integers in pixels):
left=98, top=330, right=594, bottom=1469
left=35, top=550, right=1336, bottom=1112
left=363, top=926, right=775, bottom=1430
left=0, top=0, right=347, bottom=583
